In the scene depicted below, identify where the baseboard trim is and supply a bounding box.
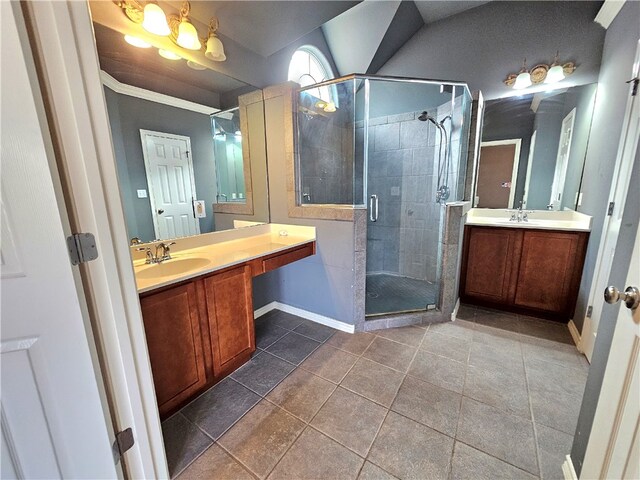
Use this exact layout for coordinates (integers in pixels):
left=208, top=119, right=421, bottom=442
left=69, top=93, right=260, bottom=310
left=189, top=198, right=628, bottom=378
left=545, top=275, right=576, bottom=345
left=254, top=301, right=355, bottom=333
left=562, top=455, right=578, bottom=480
left=451, top=298, right=460, bottom=321
left=568, top=319, right=583, bottom=353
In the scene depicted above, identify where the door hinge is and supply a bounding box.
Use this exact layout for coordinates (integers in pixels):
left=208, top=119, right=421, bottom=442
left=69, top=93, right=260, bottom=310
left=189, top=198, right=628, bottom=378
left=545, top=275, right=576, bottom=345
left=112, top=427, right=135, bottom=464
left=627, top=77, right=639, bottom=96
left=607, top=201, right=615, bottom=216
left=66, top=233, right=99, bottom=265
left=586, top=305, right=593, bottom=318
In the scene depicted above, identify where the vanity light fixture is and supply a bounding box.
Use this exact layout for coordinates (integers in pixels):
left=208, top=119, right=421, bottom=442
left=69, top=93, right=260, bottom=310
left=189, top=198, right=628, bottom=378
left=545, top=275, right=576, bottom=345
left=513, top=58, right=532, bottom=90
left=505, top=53, right=576, bottom=90
left=141, top=2, right=170, bottom=36
left=545, top=51, right=566, bottom=84
left=204, top=18, right=226, bottom=62
left=117, top=1, right=170, bottom=36
left=158, top=49, right=182, bottom=60
left=169, top=2, right=201, bottom=50
left=124, top=34, right=152, bottom=48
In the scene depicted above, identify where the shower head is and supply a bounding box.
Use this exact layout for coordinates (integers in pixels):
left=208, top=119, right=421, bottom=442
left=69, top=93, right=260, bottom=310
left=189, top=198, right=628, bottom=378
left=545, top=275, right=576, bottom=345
left=418, top=111, right=438, bottom=126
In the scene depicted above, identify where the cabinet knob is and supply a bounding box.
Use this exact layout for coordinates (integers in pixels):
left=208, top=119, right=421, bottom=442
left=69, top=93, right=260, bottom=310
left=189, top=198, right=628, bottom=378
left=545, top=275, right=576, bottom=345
left=604, top=286, right=639, bottom=310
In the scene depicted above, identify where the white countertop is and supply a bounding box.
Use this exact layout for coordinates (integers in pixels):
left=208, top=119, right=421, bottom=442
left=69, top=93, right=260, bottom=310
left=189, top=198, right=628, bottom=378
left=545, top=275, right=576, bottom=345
left=133, top=224, right=316, bottom=293
left=465, top=208, right=592, bottom=232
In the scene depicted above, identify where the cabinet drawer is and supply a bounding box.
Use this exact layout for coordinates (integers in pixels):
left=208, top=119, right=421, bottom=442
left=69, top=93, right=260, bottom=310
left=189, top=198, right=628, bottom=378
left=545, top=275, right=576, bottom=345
left=262, top=243, right=314, bottom=273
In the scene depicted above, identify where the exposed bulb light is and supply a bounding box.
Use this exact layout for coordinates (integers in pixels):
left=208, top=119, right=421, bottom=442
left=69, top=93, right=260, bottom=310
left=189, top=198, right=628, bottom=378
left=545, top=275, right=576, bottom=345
left=124, top=34, right=152, bottom=48
left=176, top=18, right=201, bottom=50
left=187, top=60, right=207, bottom=70
left=545, top=52, right=565, bottom=84
left=158, top=49, right=182, bottom=60
left=205, top=18, right=226, bottom=61
left=142, top=3, right=170, bottom=36
left=513, top=58, right=532, bottom=90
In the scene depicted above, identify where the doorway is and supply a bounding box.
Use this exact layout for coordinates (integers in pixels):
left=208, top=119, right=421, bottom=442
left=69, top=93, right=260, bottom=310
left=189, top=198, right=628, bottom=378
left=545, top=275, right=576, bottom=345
left=477, top=139, right=521, bottom=208
left=140, top=130, right=200, bottom=240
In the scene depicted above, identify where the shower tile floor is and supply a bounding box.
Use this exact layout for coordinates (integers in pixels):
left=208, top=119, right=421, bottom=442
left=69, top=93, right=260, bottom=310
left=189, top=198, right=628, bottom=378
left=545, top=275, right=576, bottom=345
left=365, top=273, right=437, bottom=316
left=163, top=306, right=589, bottom=480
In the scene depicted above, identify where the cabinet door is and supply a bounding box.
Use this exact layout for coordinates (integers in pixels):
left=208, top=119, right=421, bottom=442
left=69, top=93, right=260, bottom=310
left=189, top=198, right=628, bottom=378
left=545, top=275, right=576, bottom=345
left=203, top=265, right=255, bottom=377
left=514, top=230, right=586, bottom=315
left=140, top=283, right=207, bottom=417
left=461, top=227, right=522, bottom=303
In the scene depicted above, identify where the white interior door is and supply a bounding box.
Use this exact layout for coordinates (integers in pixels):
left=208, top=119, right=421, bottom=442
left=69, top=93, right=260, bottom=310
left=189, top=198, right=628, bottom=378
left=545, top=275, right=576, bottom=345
left=1, top=3, right=116, bottom=477
left=582, top=44, right=640, bottom=360
left=549, top=108, right=576, bottom=210
left=580, top=228, right=640, bottom=479
left=141, top=130, right=200, bottom=240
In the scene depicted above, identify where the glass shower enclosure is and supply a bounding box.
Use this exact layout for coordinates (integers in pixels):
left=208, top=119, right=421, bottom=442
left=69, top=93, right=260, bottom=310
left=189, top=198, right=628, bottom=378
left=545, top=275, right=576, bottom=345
left=296, top=75, right=472, bottom=318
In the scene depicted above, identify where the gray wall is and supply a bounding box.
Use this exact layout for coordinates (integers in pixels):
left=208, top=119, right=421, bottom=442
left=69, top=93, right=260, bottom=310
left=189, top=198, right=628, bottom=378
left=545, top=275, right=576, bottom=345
left=570, top=4, right=640, bottom=470
left=573, top=1, right=640, bottom=331
left=104, top=88, right=217, bottom=242
left=377, top=1, right=605, bottom=100
left=572, top=134, right=639, bottom=475
left=253, top=88, right=357, bottom=324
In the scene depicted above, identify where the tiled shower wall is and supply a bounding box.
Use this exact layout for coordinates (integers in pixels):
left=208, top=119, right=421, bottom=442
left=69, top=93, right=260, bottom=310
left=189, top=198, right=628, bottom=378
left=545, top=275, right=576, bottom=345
left=364, top=102, right=467, bottom=283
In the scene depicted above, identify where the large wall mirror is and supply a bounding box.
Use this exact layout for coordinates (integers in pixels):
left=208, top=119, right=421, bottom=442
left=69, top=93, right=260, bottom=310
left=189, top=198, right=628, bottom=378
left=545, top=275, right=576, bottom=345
left=89, top=4, right=270, bottom=244
left=476, top=83, right=597, bottom=211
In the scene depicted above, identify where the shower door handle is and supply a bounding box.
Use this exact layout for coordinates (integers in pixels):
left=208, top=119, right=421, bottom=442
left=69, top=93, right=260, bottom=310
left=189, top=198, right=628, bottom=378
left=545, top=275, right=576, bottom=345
left=370, top=194, right=379, bottom=222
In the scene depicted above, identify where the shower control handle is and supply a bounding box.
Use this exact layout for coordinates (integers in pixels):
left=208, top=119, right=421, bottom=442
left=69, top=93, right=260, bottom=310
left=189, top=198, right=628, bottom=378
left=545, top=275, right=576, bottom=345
left=370, top=194, right=379, bottom=222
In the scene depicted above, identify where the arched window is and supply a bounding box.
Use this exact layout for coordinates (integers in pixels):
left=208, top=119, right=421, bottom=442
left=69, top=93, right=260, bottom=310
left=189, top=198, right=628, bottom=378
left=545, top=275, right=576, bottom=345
left=288, top=45, right=335, bottom=104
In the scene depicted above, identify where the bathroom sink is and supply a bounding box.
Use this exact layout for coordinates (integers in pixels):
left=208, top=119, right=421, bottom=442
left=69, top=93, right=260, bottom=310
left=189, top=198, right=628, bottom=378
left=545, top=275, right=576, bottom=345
left=135, top=257, right=212, bottom=279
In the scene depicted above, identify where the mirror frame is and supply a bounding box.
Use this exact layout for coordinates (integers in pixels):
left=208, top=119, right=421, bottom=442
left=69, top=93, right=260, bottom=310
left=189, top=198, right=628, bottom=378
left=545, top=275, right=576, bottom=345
left=212, top=89, right=264, bottom=216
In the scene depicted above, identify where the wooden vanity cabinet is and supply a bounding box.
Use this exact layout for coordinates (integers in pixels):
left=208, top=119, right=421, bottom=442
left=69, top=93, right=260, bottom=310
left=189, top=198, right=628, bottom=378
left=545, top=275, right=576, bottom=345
left=202, top=265, right=255, bottom=378
left=461, top=226, right=588, bottom=320
left=140, top=283, right=208, bottom=417
left=139, top=240, right=315, bottom=418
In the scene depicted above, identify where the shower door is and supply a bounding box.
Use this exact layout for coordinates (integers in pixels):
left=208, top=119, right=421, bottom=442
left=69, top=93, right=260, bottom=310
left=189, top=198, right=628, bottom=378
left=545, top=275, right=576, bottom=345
left=364, top=78, right=463, bottom=316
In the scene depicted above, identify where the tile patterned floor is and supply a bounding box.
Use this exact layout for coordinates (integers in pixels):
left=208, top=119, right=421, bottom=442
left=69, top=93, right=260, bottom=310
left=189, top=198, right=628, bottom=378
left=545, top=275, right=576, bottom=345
left=162, top=306, right=589, bottom=479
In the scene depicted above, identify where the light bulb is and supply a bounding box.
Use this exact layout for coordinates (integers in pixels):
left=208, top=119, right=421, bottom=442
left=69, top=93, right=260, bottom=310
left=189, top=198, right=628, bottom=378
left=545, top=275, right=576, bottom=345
left=142, top=3, right=170, bottom=36
left=158, top=49, right=182, bottom=60
left=513, top=72, right=532, bottom=90
left=124, top=35, right=151, bottom=48
left=545, top=64, right=565, bottom=84
left=176, top=19, right=201, bottom=50
left=205, top=35, right=226, bottom=61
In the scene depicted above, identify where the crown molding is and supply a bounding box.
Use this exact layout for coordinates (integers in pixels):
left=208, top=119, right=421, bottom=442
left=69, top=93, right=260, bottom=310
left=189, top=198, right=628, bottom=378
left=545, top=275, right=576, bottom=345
left=594, top=0, right=626, bottom=29
left=100, top=70, right=219, bottom=115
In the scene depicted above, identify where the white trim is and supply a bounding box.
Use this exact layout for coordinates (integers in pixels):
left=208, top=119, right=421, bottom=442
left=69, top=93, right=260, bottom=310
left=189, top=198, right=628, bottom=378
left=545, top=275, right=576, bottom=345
left=139, top=130, right=200, bottom=239
left=581, top=40, right=640, bottom=361
left=480, top=139, right=522, bottom=208
left=549, top=108, right=576, bottom=210
left=0, top=337, right=39, bottom=354
left=23, top=2, right=168, bottom=477
left=594, top=0, right=626, bottom=29
left=562, top=455, right=579, bottom=480
left=254, top=301, right=356, bottom=333
left=451, top=298, right=460, bottom=321
left=523, top=130, right=537, bottom=208
left=100, top=70, right=219, bottom=115
left=568, top=320, right=584, bottom=353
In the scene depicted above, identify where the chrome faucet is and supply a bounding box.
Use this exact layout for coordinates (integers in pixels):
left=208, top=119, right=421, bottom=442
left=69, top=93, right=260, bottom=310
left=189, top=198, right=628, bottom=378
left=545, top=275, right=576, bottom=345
left=155, top=242, right=176, bottom=262
left=137, top=241, right=176, bottom=264
left=509, top=201, right=532, bottom=223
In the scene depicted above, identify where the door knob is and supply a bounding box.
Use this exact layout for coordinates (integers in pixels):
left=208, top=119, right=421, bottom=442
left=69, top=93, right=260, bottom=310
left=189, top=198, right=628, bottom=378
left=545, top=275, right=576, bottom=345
left=604, top=286, right=640, bottom=309
left=157, top=209, right=165, bottom=215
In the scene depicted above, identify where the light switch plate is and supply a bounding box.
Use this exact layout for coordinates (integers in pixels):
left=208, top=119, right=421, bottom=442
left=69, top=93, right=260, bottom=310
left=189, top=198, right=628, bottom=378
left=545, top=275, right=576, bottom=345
left=137, top=189, right=147, bottom=198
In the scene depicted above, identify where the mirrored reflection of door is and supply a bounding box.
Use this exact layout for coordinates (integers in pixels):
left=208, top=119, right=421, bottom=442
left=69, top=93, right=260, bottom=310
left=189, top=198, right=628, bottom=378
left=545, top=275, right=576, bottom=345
left=141, top=130, right=200, bottom=240
left=549, top=108, right=576, bottom=210
left=477, top=139, right=521, bottom=209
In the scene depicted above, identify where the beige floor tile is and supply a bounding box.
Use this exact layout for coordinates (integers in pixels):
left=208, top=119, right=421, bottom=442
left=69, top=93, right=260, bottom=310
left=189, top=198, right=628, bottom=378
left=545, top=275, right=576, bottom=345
left=299, top=344, right=359, bottom=384
left=266, top=369, right=336, bottom=422
left=341, top=358, right=404, bottom=407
